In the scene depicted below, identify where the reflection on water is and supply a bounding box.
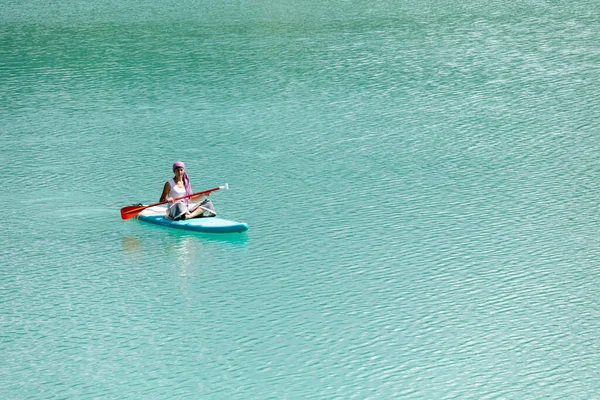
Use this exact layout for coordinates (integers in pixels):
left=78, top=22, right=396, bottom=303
left=121, top=225, right=249, bottom=296
left=121, top=235, right=143, bottom=254
left=121, top=222, right=249, bottom=258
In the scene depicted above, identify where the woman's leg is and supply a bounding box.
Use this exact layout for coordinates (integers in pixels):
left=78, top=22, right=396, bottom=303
left=185, top=199, right=216, bottom=219
left=168, top=202, right=188, bottom=220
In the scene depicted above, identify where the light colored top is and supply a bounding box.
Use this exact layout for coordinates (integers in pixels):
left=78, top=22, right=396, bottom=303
left=165, top=178, right=189, bottom=220
left=168, top=178, right=187, bottom=199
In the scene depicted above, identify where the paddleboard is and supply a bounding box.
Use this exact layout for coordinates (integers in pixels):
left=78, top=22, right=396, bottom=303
left=137, top=206, right=248, bottom=233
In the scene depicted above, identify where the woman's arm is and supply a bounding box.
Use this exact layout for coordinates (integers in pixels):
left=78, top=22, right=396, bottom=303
left=190, top=191, right=209, bottom=202
left=160, top=182, right=171, bottom=202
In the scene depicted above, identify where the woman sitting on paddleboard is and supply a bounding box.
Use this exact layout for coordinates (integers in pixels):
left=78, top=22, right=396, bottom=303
left=159, top=161, right=216, bottom=220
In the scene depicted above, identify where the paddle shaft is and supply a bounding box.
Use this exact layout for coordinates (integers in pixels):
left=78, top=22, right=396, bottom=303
left=120, top=185, right=224, bottom=220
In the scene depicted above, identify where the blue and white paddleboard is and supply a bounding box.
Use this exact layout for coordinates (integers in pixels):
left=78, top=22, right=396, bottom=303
left=138, top=206, right=248, bottom=233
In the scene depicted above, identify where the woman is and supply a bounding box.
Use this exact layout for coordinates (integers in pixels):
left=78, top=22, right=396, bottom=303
left=160, top=161, right=216, bottom=220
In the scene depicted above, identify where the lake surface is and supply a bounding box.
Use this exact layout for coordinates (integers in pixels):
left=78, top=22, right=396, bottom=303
left=1, top=1, right=598, bottom=398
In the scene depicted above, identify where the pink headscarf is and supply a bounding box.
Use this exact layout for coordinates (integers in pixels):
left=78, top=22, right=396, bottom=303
left=172, top=161, right=192, bottom=196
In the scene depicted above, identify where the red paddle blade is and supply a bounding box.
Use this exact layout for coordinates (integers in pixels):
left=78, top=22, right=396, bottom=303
left=120, top=204, right=148, bottom=220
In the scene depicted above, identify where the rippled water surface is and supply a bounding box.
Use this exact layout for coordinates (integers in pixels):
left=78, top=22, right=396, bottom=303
left=1, top=1, right=599, bottom=398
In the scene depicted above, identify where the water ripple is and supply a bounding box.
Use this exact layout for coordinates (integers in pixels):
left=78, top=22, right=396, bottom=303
left=2, top=3, right=599, bottom=399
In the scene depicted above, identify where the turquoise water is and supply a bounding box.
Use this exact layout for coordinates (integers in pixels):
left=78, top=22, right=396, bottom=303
left=1, top=1, right=599, bottom=398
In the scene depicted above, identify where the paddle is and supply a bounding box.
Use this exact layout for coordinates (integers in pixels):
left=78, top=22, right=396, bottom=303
left=120, top=183, right=229, bottom=220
